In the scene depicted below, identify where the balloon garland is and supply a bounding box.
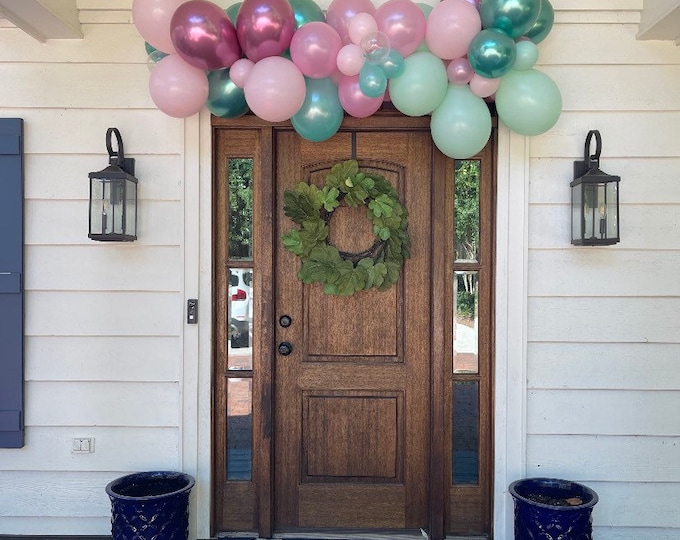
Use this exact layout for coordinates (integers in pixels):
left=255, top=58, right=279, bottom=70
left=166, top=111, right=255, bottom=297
left=134, top=0, right=560, bottom=158
left=282, top=160, right=410, bottom=295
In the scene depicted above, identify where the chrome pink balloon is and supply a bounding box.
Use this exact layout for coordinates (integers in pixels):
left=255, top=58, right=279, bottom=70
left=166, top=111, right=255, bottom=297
left=338, top=74, right=383, bottom=117
left=374, top=0, right=426, bottom=57
left=236, top=0, right=296, bottom=62
left=171, top=0, right=242, bottom=70
left=326, top=0, right=376, bottom=44
left=244, top=57, right=306, bottom=122
left=149, top=54, right=209, bottom=118
left=290, top=22, right=343, bottom=79
left=425, top=0, right=481, bottom=60
left=132, top=0, right=185, bottom=54
left=447, top=57, right=474, bottom=85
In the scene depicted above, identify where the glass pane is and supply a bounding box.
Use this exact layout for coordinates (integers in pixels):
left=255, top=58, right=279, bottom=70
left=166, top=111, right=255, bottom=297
left=453, top=271, right=478, bottom=374
left=453, top=381, right=479, bottom=485
left=454, top=160, right=480, bottom=263
left=228, top=267, right=253, bottom=370
left=125, top=180, right=136, bottom=236
left=228, top=158, right=253, bottom=260
left=605, top=182, right=619, bottom=239
left=227, top=378, right=252, bottom=481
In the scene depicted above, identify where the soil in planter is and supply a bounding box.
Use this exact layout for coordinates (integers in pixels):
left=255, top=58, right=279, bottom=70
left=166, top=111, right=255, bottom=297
left=526, top=494, right=584, bottom=507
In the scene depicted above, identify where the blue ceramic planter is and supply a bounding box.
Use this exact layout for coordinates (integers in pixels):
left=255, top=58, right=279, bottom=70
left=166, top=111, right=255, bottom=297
left=509, top=477, right=598, bottom=540
left=106, top=471, right=195, bottom=540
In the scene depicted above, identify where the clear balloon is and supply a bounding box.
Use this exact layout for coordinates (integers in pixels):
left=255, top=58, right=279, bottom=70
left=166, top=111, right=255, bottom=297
left=525, top=0, right=554, bottom=44
left=425, top=0, right=481, bottom=60
left=292, top=77, right=344, bottom=142
left=348, top=12, right=378, bottom=45
left=479, top=0, right=541, bottom=39
left=237, top=0, right=297, bottom=62
left=326, top=0, right=376, bottom=44
left=171, top=1, right=242, bottom=71
left=374, top=0, right=426, bottom=57
left=361, top=31, right=391, bottom=65
left=244, top=56, right=306, bottom=122
left=359, top=62, right=387, bottom=97
left=431, top=84, right=492, bottom=159
left=290, top=21, right=343, bottom=79
left=229, top=58, right=255, bottom=88
left=469, top=73, right=500, bottom=98
left=149, top=54, right=209, bottom=118
left=388, top=51, right=448, bottom=116
left=132, top=0, right=185, bottom=54
left=336, top=43, right=365, bottom=76
left=381, top=49, right=405, bottom=79
left=468, top=29, right=516, bottom=79
left=495, top=68, right=562, bottom=136
left=289, top=0, right=326, bottom=29
left=207, top=69, right=249, bottom=118
left=447, top=57, right=474, bottom=85
left=338, top=74, right=384, bottom=117
left=514, top=40, right=539, bottom=70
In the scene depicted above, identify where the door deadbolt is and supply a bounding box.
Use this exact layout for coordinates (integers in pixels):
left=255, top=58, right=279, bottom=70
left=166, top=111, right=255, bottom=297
left=278, top=341, right=293, bottom=356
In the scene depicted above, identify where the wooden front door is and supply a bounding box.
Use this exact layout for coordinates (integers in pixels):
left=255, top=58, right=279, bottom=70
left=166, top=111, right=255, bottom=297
left=273, top=129, right=432, bottom=532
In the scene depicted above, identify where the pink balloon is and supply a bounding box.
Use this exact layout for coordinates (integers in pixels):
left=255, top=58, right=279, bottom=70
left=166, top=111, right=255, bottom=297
left=230, top=58, right=255, bottom=88
left=132, top=0, right=185, bottom=54
left=348, top=12, right=378, bottom=45
left=237, top=0, right=296, bottom=62
left=447, top=57, right=474, bottom=85
left=336, top=43, right=364, bottom=76
left=149, top=54, right=209, bottom=118
left=170, top=0, right=241, bottom=70
left=374, top=0, right=426, bottom=57
left=470, top=73, right=501, bottom=98
left=290, top=22, right=343, bottom=79
left=338, top=74, right=383, bottom=117
left=326, top=0, right=376, bottom=44
left=244, top=57, right=306, bottom=122
left=425, top=0, right=481, bottom=60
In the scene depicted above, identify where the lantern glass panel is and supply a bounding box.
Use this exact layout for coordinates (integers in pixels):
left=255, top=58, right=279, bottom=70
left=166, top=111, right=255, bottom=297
left=571, top=181, right=583, bottom=241
left=125, top=179, right=137, bottom=237
left=604, top=181, right=618, bottom=239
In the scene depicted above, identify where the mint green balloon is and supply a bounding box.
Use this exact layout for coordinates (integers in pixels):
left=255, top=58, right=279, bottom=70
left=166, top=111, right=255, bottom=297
left=389, top=51, right=447, bottom=117
left=514, top=40, right=539, bottom=70
left=431, top=84, right=492, bottom=159
left=496, top=69, right=562, bottom=136
left=415, top=3, right=432, bottom=52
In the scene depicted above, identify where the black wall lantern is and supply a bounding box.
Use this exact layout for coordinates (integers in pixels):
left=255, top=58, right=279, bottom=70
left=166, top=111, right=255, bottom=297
left=570, top=130, right=620, bottom=246
left=88, top=128, right=138, bottom=242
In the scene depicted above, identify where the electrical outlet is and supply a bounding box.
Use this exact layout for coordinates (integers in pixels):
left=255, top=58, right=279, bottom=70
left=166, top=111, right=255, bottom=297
left=72, top=437, right=95, bottom=453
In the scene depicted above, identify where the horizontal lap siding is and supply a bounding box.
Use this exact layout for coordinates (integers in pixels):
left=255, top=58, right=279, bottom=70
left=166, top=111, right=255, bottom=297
left=527, top=4, right=680, bottom=539
left=0, top=4, right=184, bottom=535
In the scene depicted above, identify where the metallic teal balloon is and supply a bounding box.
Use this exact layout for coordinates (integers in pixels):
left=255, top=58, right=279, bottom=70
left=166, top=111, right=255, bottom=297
left=525, top=0, right=554, bottom=43
left=207, top=69, right=249, bottom=118
left=468, top=29, right=516, bottom=79
left=226, top=3, right=242, bottom=26
left=381, top=50, right=405, bottom=79
left=359, top=63, right=387, bottom=98
left=479, top=0, right=541, bottom=39
left=292, top=78, right=344, bottom=142
left=288, top=0, right=325, bottom=29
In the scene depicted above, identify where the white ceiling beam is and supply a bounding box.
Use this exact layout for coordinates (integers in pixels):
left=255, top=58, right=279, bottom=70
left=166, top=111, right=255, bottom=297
left=0, top=0, right=82, bottom=42
left=638, top=0, right=680, bottom=45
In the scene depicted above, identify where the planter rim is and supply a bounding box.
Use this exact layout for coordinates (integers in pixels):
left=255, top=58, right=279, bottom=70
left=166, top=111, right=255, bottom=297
left=509, top=477, right=599, bottom=510
left=106, top=470, right=195, bottom=501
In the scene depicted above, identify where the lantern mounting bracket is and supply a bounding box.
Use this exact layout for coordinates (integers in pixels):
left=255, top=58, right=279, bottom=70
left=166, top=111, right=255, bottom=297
left=573, top=129, right=601, bottom=179
left=106, top=127, right=135, bottom=176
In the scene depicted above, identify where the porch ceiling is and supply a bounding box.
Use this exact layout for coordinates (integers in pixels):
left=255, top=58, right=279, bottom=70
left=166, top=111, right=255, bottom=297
left=0, top=0, right=81, bottom=41
left=638, top=0, right=680, bottom=44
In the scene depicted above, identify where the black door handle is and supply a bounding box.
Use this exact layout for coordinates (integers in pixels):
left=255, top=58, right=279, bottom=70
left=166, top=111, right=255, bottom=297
left=278, top=341, right=293, bottom=356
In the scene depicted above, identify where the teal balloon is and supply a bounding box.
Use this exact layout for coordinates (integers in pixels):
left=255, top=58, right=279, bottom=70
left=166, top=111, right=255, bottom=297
left=431, top=84, right=492, bottom=159
left=292, top=78, right=344, bottom=142
left=389, top=51, right=447, bottom=116
left=495, top=69, right=562, bottom=136
left=514, top=40, right=538, bottom=70
left=207, top=69, right=249, bottom=119
left=144, top=42, right=156, bottom=56
left=359, top=63, right=387, bottom=98
left=525, top=0, right=554, bottom=43
left=381, top=50, right=405, bottom=79
left=226, top=3, right=242, bottom=25
left=468, top=29, right=516, bottom=79
left=480, top=0, right=541, bottom=38
left=288, top=0, right=325, bottom=29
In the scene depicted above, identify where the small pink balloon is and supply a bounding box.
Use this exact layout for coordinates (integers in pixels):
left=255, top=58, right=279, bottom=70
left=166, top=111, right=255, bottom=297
left=326, top=0, right=377, bottom=44
left=348, top=12, right=378, bottom=45
left=447, top=57, right=474, bottom=85
left=244, top=56, right=306, bottom=122
left=336, top=43, right=365, bottom=76
left=290, top=22, right=343, bottom=79
left=470, top=73, right=501, bottom=98
left=171, top=0, right=241, bottom=70
left=338, top=74, right=383, bottom=117
left=149, top=54, right=209, bottom=118
left=374, top=0, right=426, bottom=57
left=465, top=0, right=480, bottom=8
left=237, top=0, right=296, bottom=62
left=230, top=58, right=255, bottom=88
left=425, top=0, right=481, bottom=60
left=132, top=0, right=185, bottom=54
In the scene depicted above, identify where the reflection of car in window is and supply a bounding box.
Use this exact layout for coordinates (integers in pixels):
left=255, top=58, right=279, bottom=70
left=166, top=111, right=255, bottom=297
left=229, top=269, right=253, bottom=348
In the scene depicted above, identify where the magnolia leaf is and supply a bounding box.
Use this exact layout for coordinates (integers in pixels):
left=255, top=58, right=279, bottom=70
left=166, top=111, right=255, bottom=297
left=283, top=182, right=321, bottom=223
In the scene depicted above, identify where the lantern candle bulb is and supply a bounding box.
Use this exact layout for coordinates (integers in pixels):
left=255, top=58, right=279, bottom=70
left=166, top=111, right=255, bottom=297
left=599, top=202, right=606, bottom=237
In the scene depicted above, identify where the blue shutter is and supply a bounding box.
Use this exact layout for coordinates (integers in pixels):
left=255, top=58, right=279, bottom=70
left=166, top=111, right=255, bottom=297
left=0, top=118, right=24, bottom=448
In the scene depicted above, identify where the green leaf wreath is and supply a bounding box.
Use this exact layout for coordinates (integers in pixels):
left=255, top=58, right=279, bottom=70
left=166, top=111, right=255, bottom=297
left=282, top=159, right=410, bottom=296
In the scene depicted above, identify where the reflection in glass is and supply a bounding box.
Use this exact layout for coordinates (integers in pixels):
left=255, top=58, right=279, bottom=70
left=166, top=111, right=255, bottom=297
left=453, top=271, right=478, bottom=374
left=227, top=378, right=252, bottom=480
left=454, top=160, right=480, bottom=263
left=453, top=381, right=479, bottom=484
left=228, top=158, right=253, bottom=260
left=228, top=267, right=253, bottom=370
